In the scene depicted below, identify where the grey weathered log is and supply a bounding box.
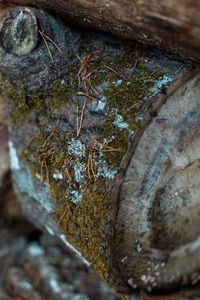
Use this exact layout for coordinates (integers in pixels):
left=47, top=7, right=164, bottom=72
left=1, top=0, right=200, bottom=62
left=1, top=6, right=200, bottom=300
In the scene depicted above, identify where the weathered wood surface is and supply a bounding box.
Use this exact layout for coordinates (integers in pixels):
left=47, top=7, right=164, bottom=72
left=115, top=72, right=200, bottom=296
left=1, top=6, right=200, bottom=300
left=1, top=0, right=200, bottom=62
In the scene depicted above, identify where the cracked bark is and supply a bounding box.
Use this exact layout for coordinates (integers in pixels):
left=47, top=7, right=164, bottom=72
left=0, top=6, right=200, bottom=300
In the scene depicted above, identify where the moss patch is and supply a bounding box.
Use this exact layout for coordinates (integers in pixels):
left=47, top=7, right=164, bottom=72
left=0, top=37, right=167, bottom=282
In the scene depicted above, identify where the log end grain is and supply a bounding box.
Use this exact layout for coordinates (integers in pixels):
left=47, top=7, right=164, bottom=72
left=115, top=73, right=200, bottom=297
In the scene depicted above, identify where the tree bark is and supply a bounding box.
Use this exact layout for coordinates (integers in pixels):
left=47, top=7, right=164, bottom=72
left=1, top=6, right=200, bottom=299
left=1, top=0, right=200, bottom=62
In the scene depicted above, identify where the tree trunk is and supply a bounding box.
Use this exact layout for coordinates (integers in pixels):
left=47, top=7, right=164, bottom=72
left=1, top=6, right=200, bottom=299
left=1, top=0, right=200, bottom=62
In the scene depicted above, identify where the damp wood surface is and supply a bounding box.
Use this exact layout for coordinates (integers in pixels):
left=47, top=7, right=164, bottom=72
left=1, top=0, right=200, bottom=62
left=0, top=6, right=200, bottom=300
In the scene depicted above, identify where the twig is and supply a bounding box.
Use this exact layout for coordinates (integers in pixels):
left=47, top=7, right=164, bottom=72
left=105, top=65, right=126, bottom=80
left=94, top=140, right=119, bottom=152
left=86, top=75, right=99, bottom=95
left=76, top=104, right=79, bottom=137
left=81, top=140, right=119, bottom=181
left=77, top=54, right=91, bottom=85
left=57, top=203, right=70, bottom=227
left=77, top=91, right=97, bottom=100
left=40, top=158, right=44, bottom=182
left=39, top=30, right=63, bottom=53
left=142, top=70, right=158, bottom=80
left=39, top=30, right=54, bottom=63
left=42, top=129, right=56, bottom=148
left=128, top=102, right=140, bottom=111
left=87, top=151, right=92, bottom=180
left=77, top=99, right=87, bottom=137
left=39, top=30, right=63, bottom=63
left=22, top=136, right=38, bottom=152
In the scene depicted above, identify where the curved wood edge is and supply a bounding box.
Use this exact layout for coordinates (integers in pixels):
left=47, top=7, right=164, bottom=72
left=105, top=64, right=200, bottom=294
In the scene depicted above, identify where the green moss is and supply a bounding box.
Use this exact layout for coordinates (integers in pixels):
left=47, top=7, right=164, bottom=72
left=2, top=39, right=167, bottom=283
left=50, top=80, right=75, bottom=108
left=65, top=179, right=112, bottom=280
left=0, top=74, right=43, bottom=125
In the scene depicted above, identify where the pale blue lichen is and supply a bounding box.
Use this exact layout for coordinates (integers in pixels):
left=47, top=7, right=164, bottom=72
left=113, top=114, right=130, bottom=130
left=53, top=172, right=63, bottom=180
left=67, top=138, right=86, bottom=157
left=95, top=99, right=106, bottom=111
left=96, top=164, right=118, bottom=179
left=150, top=75, right=173, bottom=95
left=68, top=189, right=83, bottom=204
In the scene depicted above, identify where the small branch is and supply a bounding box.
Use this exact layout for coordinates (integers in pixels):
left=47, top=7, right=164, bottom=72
left=77, top=99, right=87, bottom=137
left=105, top=65, right=126, bottom=80
left=57, top=202, right=71, bottom=227
left=22, top=136, right=38, bottom=152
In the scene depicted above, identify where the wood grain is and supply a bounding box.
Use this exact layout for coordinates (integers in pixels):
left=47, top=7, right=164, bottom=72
left=1, top=0, right=200, bottom=61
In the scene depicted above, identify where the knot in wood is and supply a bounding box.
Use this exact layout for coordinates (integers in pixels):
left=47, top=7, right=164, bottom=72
left=0, top=7, right=38, bottom=56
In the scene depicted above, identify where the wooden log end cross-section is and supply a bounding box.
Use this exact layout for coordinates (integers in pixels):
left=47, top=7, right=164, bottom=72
left=0, top=6, right=200, bottom=300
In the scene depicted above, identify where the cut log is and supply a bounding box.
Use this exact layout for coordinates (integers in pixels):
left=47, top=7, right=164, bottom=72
left=115, top=72, right=200, bottom=294
left=0, top=6, right=200, bottom=299
left=1, top=0, right=200, bottom=62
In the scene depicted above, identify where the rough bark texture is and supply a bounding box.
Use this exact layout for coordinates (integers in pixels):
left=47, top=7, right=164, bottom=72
left=1, top=6, right=200, bottom=300
left=1, top=0, right=200, bottom=62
